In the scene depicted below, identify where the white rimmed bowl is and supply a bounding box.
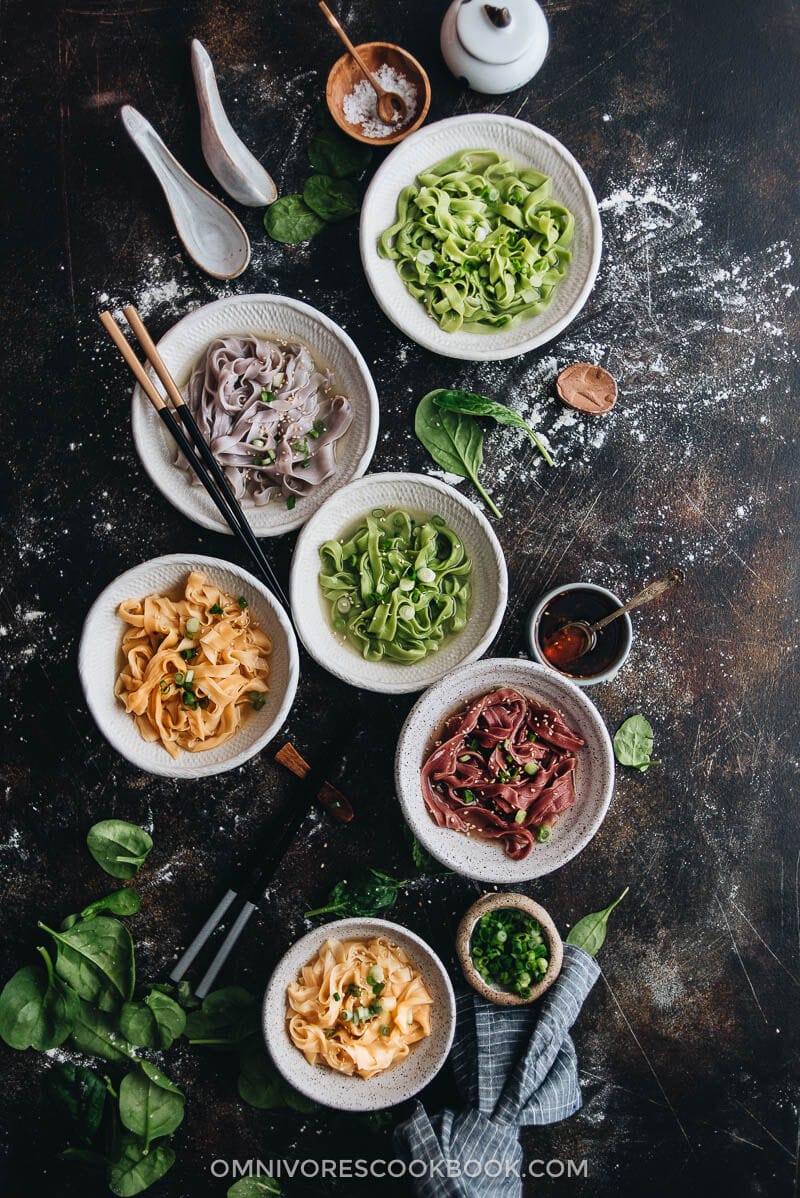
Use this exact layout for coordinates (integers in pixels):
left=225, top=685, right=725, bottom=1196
left=263, top=917, right=456, bottom=1111
left=289, top=472, right=508, bottom=695
left=360, top=114, right=602, bottom=361
left=395, top=658, right=614, bottom=882
left=131, top=294, right=379, bottom=536
left=78, top=553, right=299, bottom=779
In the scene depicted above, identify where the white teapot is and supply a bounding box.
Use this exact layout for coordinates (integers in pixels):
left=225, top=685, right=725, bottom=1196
left=440, top=0, right=549, bottom=95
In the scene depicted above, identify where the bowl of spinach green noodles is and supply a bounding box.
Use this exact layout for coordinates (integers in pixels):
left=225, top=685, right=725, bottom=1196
left=289, top=473, right=508, bottom=694
left=360, top=115, right=601, bottom=361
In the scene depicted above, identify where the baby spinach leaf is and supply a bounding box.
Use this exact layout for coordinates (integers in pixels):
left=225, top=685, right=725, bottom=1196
left=264, top=195, right=327, bottom=244
left=62, top=889, right=142, bottom=930
left=613, top=715, right=660, bottom=772
left=45, top=1062, right=107, bottom=1146
left=566, top=887, right=629, bottom=956
left=118, top=1062, right=184, bottom=1152
left=87, top=821, right=153, bottom=880
left=307, top=129, right=372, bottom=178
left=304, top=869, right=408, bottom=919
left=237, top=1039, right=285, bottom=1109
left=0, top=946, right=78, bottom=1050
left=40, top=916, right=135, bottom=1012
left=415, top=390, right=502, bottom=518
left=107, top=1135, right=175, bottom=1197
left=303, top=174, right=359, bottom=221
left=432, top=388, right=554, bottom=466
left=185, top=985, right=259, bottom=1047
left=71, top=1000, right=136, bottom=1062
left=120, top=989, right=185, bottom=1050
left=410, top=835, right=451, bottom=875
left=228, top=1177, right=282, bottom=1197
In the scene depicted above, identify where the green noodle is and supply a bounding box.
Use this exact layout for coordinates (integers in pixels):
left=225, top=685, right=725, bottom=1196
left=377, top=149, right=574, bottom=334
left=319, top=509, right=472, bottom=663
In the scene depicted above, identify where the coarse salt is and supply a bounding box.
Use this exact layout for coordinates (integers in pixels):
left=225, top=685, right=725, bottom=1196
left=342, top=63, right=418, bottom=139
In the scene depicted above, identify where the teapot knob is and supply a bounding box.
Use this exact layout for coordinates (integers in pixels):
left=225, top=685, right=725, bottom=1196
left=484, top=4, right=512, bottom=26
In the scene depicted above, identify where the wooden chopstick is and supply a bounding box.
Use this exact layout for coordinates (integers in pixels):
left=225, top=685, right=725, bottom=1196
left=275, top=741, right=355, bottom=823
left=99, top=310, right=290, bottom=612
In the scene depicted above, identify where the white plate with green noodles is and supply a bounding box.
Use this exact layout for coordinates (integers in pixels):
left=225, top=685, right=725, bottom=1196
left=289, top=473, right=508, bottom=694
left=360, top=115, right=602, bottom=361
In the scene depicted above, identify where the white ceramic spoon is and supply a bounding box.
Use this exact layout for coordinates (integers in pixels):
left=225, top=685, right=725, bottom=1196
left=191, top=40, right=278, bottom=207
left=120, top=104, right=251, bottom=280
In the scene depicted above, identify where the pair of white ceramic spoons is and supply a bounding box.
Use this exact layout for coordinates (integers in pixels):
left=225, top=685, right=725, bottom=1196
left=121, top=40, right=277, bottom=280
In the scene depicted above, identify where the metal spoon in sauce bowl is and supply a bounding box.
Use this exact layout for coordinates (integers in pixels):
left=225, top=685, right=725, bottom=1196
left=543, top=569, right=685, bottom=665
left=318, top=1, right=409, bottom=124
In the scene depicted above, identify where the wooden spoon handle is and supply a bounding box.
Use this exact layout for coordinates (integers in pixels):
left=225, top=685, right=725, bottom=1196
left=318, top=2, right=380, bottom=91
left=591, top=568, right=685, bottom=632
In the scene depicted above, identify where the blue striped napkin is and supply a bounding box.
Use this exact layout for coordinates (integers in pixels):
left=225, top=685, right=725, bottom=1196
left=393, top=945, right=600, bottom=1197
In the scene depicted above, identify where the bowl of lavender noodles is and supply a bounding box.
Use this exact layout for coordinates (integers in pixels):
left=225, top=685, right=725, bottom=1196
left=131, top=294, right=379, bottom=537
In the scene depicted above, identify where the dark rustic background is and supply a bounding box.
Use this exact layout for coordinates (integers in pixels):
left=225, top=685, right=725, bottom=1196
left=2, top=0, right=799, bottom=1195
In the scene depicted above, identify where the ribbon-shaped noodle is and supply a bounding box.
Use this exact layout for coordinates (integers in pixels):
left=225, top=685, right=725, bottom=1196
left=378, top=150, right=574, bottom=334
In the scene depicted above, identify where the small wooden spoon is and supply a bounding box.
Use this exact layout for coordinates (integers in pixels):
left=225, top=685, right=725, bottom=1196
left=543, top=569, right=685, bottom=664
left=319, top=1, right=408, bottom=124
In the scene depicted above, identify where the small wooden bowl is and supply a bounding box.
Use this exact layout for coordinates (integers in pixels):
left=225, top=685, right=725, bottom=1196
left=325, top=42, right=431, bottom=147
left=456, top=892, right=563, bottom=1006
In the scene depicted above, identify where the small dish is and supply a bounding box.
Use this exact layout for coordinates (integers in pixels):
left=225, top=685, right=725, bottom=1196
left=289, top=472, right=508, bottom=695
left=395, top=657, right=614, bottom=882
left=527, top=582, right=632, bottom=686
left=263, top=917, right=456, bottom=1110
left=360, top=113, right=602, bottom=361
left=130, top=295, right=379, bottom=538
left=78, top=553, right=299, bottom=779
left=456, top=892, right=563, bottom=1005
left=326, top=42, right=431, bottom=147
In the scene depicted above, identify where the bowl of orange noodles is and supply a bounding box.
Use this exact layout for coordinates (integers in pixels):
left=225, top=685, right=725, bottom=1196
left=263, top=917, right=456, bottom=1109
left=79, top=553, right=299, bottom=778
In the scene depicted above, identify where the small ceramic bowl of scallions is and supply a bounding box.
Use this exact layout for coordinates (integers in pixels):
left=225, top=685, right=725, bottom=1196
left=455, top=892, right=563, bottom=1006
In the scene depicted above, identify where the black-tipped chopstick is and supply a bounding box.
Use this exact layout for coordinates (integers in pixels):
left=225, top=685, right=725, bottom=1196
left=99, top=309, right=290, bottom=612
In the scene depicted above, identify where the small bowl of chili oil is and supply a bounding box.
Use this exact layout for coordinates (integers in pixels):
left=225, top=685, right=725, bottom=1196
left=456, top=892, right=563, bottom=1006
left=527, top=582, right=632, bottom=686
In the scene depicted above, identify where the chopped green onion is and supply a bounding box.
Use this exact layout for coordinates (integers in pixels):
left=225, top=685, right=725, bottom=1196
left=514, top=809, right=526, bottom=825
left=332, top=992, right=340, bottom=1002
left=287, top=496, right=296, bottom=510
left=260, top=390, right=274, bottom=404
left=180, top=648, right=197, bottom=661
left=379, top=1025, right=390, bottom=1037
left=185, top=617, right=200, bottom=635
left=324, top=1028, right=336, bottom=1039
left=209, top=603, right=223, bottom=615
left=238, top=596, right=248, bottom=609
left=463, top=789, right=476, bottom=804
left=251, top=438, right=266, bottom=449
left=174, top=672, right=185, bottom=686
left=417, top=567, right=436, bottom=584
left=536, top=824, right=552, bottom=843
left=524, top=762, right=539, bottom=776
left=249, top=691, right=267, bottom=711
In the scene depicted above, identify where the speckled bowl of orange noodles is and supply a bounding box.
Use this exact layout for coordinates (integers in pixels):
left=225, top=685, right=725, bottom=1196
left=263, top=917, right=455, bottom=1110
left=78, top=553, right=298, bottom=779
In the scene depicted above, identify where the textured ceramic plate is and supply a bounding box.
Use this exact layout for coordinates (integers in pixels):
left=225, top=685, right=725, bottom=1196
left=395, top=658, right=614, bottom=881
left=289, top=472, right=508, bottom=694
left=78, top=553, right=299, bottom=779
left=360, top=114, right=602, bottom=361
left=263, top=917, right=456, bottom=1111
left=131, top=294, right=379, bottom=536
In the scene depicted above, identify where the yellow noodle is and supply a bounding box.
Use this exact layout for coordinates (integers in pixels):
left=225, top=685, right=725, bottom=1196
left=286, top=936, right=433, bottom=1080
left=114, top=571, right=272, bottom=759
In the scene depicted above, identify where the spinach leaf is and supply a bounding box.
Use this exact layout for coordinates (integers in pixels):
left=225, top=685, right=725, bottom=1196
left=237, top=1038, right=285, bottom=1109
left=45, top=1062, right=107, bottom=1146
left=303, top=174, right=359, bottom=221
left=71, top=1000, right=136, bottom=1062
left=40, top=916, right=135, bottom=1012
left=228, top=1177, right=282, bottom=1197
left=107, top=1135, right=175, bottom=1197
left=120, top=989, right=186, bottom=1050
left=613, top=715, right=660, bottom=772
left=432, top=388, right=554, bottom=466
left=566, top=887, right=629, bottom=956
left=148, top=979, right=200, bottom=1011
left=307, top=130, right=372, bottom=178
left=304, top=869, right=407, bottom=919
left=118, top=1061, right=184, bottom=1151
left=62, top=889, right=142, bottom=930
left=0, top=946, right=78, bottom=1050
left=185, top=985, right=259, bottom=1047
left=410, top=835, right=451, bottom=875
left=264, top=195, right=327, bottom=244
left=87, top=821, right=153, bottom=880
left=415, top=390, right=502, bottom=518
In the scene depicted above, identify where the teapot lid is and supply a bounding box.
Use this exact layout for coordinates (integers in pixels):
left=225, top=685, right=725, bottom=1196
left=456, top=0, right=547, bottom=66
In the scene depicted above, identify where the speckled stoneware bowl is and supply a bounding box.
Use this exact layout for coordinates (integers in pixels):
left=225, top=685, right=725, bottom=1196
left=527, top=581, right=633, bottom=686
left=263, top=917, right=456, bottom=1111
left=78, top=553, right=299, bottom=779
left=395, top=657, right=614, bottom=882
left=360, top=114, right=602, bottom=361
left=455, top=892, right=563, bottom=1006
left=289, top=472, right=508, bottom=694
left=131, top=294, right=379, bottom=537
